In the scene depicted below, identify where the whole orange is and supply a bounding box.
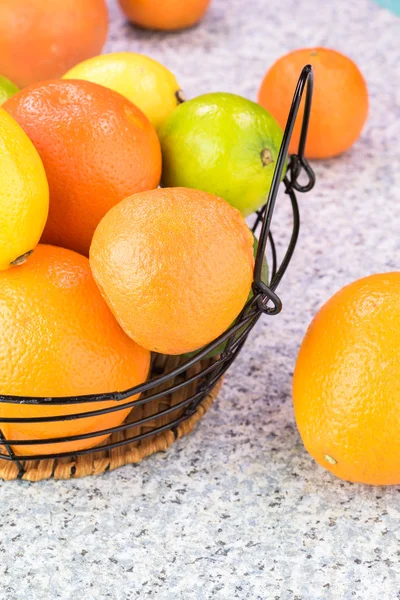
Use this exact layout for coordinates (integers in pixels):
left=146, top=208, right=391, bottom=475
left=90, top=187, right=254, bottom=355
left=4, top=80, right=161, bottom=257
left=293, top=273, right=400, bottom=485
left=0, top=245, right=150, bottom=457
left=258, top=47, right=368, bottom=159
left=118, top=0, right=211, bottom=31
left=0, top=0, right=108, bottom=88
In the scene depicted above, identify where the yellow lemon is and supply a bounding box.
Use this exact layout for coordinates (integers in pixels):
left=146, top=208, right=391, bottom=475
left=0, top=109, right=49, bottom=269
left=63, top=52, right=185, bottom=130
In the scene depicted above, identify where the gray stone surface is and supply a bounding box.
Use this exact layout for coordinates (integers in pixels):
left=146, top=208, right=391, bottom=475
left=1, top=0, right=400, bottom=598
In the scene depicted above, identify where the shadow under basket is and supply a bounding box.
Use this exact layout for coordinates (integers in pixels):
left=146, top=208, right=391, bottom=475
left=0, top=66, right=315, bottom=482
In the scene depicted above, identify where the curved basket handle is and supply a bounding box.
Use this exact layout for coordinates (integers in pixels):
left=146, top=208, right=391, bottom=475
left=253, top=64, right=315, bottom=314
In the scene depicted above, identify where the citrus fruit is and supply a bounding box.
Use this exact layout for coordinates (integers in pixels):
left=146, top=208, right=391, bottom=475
left=0, top=108, right=49, bottom=270
left=293, top=273, right=400, bottom=485
left=4, top=80, right=161, bottom=257
left=158, top=93, right=284, bottom=216
left=118, top=0, right=211, bottom=31
left=184, top=234, right=269, bottom=359
left=0, top=75, right=18, bottom=106
left=0, top=244, right=150, bottom=457
left=90, top=187, right=254, bottom=355
left=63, top=52, right=185, bottom=131
left=0, top=0, right=108, bottom=88
left=258, top=47, right=368, bottom=159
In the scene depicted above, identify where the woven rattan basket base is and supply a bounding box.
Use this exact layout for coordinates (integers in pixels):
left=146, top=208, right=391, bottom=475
left=0, top=355, right=222, bottom=482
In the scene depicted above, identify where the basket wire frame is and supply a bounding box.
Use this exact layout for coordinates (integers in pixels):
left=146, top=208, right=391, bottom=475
left=0, top=65, right=315, bottom=477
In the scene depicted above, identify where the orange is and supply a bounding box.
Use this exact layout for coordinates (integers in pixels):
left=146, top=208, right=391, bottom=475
left=90, top=187, right=254, bottom=355
left=0, top=0, right=108, bottom=88
left=4, top=80, right=161, bottom=257
left=258, top=47, right=368, bottom=159
left=0, top=245, right=150, bottom=457
left=293, top=273, right=400, bottom=485
left=118, top=0, right=211, bottom=31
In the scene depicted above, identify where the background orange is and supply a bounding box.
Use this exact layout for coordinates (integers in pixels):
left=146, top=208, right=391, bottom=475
left=258, top=47, right=368, bottom=159
left=118, top=0, right=211, bottom=31
left=0, top=0, right=108, bottom=88
left=293, top=273, right=400, bottom=485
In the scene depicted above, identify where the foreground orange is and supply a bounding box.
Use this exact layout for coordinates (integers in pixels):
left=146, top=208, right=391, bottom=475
left=4, top=80, right=161, bottom=257
left=293, top=273, right=400, bottom=485
left=90, top=187, right=254, bottom=355
left=0, top=245, right=150, bottom=457
left=258, top=47, right=368, bottom=159
left=0, top=0, right=108, bottom=88
left=118, top=0, right=211, bottom=31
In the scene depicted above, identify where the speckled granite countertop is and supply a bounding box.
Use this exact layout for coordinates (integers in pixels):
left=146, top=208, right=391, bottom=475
left=2, top=1, right=400, bottom=598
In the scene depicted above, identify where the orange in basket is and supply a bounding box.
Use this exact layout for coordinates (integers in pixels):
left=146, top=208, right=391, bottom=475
left=4, top=79, right=161, bottom=257
left=90, top=187, right=254, bottom=355
left=0, top=245, right=150, bottom=457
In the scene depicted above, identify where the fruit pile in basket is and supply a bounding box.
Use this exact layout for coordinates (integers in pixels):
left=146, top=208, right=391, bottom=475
left=2, top=0, right=390, bottom=487
left=0, top=0, right=288, bottom=457
left=0, top=65, right=275, bottom=455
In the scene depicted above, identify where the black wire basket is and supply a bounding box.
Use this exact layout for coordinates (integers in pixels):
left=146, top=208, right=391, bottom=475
left=0, top=66, right=315, bottom=480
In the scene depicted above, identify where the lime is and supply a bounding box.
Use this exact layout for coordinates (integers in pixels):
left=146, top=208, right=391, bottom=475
left=0, top=75, right=18, bottom=105
left=63, top=52, right=184, bottom=130
left=159, top=92, right=284, bottom=216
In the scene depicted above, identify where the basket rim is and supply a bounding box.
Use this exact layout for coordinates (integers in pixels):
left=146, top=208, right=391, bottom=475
left=0, top=305, right=258, bottom=406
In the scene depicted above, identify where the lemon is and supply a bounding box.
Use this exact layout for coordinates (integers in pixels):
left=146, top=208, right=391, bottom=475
left=0, top=109, right=49, bottom=269
left=0, top=75, right=18, bottom=105
left=63, top=52, right=185, bottom=130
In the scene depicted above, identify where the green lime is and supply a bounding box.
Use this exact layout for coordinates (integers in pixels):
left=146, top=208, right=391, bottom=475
left=183, top=234, right=268, bottom=360
left=158, top=92, right=284, bottom=216
left=0, top=75, right=19, bottom=105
